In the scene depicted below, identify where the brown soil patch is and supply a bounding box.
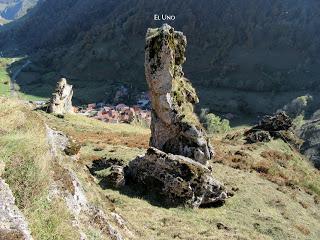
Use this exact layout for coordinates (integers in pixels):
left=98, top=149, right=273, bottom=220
left=260, top=150, right=291, bottom=162
left=52, top=162, right=75, bottom=195
left=0, top=229, right=25, bottom=240
left=69, top=131, right=149, bottom=149
left=294, top=224, right=311, bottom=236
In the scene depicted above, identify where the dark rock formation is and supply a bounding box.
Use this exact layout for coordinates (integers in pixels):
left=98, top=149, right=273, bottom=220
left=258, top=112, right=293, bottom=132
left=145, top=24, right=213, bottom=164
left=297, top=119, right=320, bottom=169
left=89, top=158, right=126, bottom=189
left=127, top=147, right=227, bottom=208
left=245, top=112, right=295, bottom=144
left=48, top=78, right=73, bottom=115
left=245, top=131, right=271, bottom=144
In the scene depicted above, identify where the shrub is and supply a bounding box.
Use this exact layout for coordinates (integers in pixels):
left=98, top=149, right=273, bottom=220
left=281, top=95, right=313, bottom=118
left=200, top=109, right=231, bottom=134
left=130, top=115, right=150, bottom=128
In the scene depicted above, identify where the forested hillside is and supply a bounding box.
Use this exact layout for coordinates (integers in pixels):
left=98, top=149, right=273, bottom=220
left=1, top=0, right=320, bottom=115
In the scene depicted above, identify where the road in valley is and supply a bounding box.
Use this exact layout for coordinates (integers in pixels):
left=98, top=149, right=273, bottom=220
left=10, top=60, right=31, bottom=96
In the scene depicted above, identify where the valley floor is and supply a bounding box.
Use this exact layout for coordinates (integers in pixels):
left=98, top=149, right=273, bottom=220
left=0, top=97, right=319, bottom=239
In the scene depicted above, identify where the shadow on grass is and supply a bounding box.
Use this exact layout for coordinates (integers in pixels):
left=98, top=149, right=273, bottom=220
left=87, top=157, right=176, bottom=208
left=88, top=157, right=226, bottom=209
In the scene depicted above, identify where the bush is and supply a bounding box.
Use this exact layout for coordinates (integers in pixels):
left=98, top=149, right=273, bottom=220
left=281, top=95, right=313, bottom=118
left=130, top=115, right=150, bottom=128
left=200, top=109, right=231, bottom=134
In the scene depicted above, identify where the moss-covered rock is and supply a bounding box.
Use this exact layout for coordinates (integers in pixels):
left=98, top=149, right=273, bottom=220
left=126, top=147, right=227, bottom=208
left=145, top=24, right=213, bottom=164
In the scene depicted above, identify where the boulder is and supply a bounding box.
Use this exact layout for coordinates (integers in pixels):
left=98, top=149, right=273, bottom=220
left=258, top=111, right=292, bottom=133
left=245, top=112, right=294, bottom=144
left=89, top=158, right=126, bottom=189
left=48, top=78, right=73, bottom=115
left=145, top=24, right=213, bottom=164
left=126, top=147, right=227, bottom=208
left=245, top=130, right=271, bottom=144
left=297, top=119, right=320, bottom=169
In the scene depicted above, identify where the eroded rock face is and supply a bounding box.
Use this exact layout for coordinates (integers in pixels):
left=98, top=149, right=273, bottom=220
left=245, top=112, right=296, bottom=144
left=48, top=78, right=73, bottom=115
left=0, top=179, right=33, bottom=240
left=127, top=148, right=227, bottom=208
left=258, top=112, right=292, bottom=132
left=245, top=130, right=271, bottom=144
left=298, top=119, right=320, bottom=169
left=145, top=24, right=213, bottom=164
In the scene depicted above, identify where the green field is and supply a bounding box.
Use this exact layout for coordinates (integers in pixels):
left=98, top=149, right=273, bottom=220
left=0, top=57, right=49, bottom=101
left=0, top=58, right=13, bottom=96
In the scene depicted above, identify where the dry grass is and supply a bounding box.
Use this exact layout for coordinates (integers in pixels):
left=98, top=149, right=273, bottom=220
left=51, top=107, right=320, bottom=239
left=0, top=97, right=79, bottom=239
left=2, top=97, right=320, bottom=239
left=213, top=129, right=320, bottom=197
left=0, top=229, right=24, bottom=240
left=42, top=112, right=150, bottom=149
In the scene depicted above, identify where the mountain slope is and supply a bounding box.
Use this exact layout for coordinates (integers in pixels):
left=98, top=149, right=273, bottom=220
left=1, top=0, right=320, bottom=115
left=0, top=0, right=38, bottom=20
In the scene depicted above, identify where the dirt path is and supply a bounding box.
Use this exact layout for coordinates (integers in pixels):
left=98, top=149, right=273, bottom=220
left=10, top=60, right=31, bottom=96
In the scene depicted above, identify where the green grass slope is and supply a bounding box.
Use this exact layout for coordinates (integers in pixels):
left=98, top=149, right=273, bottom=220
left=0, top=97, right=79, bottom=239
left=44, top=101, right=320, bottom=239
left=1, top=97, right=319, bottom=239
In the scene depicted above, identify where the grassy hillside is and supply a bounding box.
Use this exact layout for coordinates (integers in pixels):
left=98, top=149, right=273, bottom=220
left=1, top=97, right=319, bottom=239
left=0, top=57, right=13, bottom=96
left=0, top=57, right=49, bottom=101
left=0, top=98, right=78, bottom=239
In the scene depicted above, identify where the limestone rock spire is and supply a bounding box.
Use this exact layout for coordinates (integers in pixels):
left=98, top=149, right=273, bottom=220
left=145, top=24, right=213, bottom=164
left=48, top=78, right=73, bottom=115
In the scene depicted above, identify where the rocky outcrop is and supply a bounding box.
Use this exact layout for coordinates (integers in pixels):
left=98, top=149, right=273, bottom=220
left=48, top=78, right=73, bottom=115
left=46, top=126, right=129, bottom=239
left=127, top=148, right=227, bottom=208
left=0, top=179, right=33, bottom=240
left=245, top=130, right=271, bottom=144
left=89, top=158, right=126, bottom=189
left=96, top=25, right=227, bottom=208
left=297, top=118, right=320, bottom=169
left=145, top=24, right=213, bottom=164
left=245, top=112, right=296, bottom=144
left=257, top=112, right=293, bottom=132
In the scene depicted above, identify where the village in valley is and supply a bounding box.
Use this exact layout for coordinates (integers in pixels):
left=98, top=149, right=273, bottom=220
left=33, top=83, right=152, bottom=125
left=32, top=85, right=152, bottom=125
left=78, top=100, right=151, bottom=125
left=76, top=87, right=151, bottom=125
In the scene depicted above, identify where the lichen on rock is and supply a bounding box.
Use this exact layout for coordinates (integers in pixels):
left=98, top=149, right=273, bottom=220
left=145, top=24, right=213, bottom=164
left=119, top=24, right=227, bottom=208
left=48, top=78, right=73, bottom=115
left=126, top=147, right=227, bottom=208
left=0, top=179, right=33, bottom=240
